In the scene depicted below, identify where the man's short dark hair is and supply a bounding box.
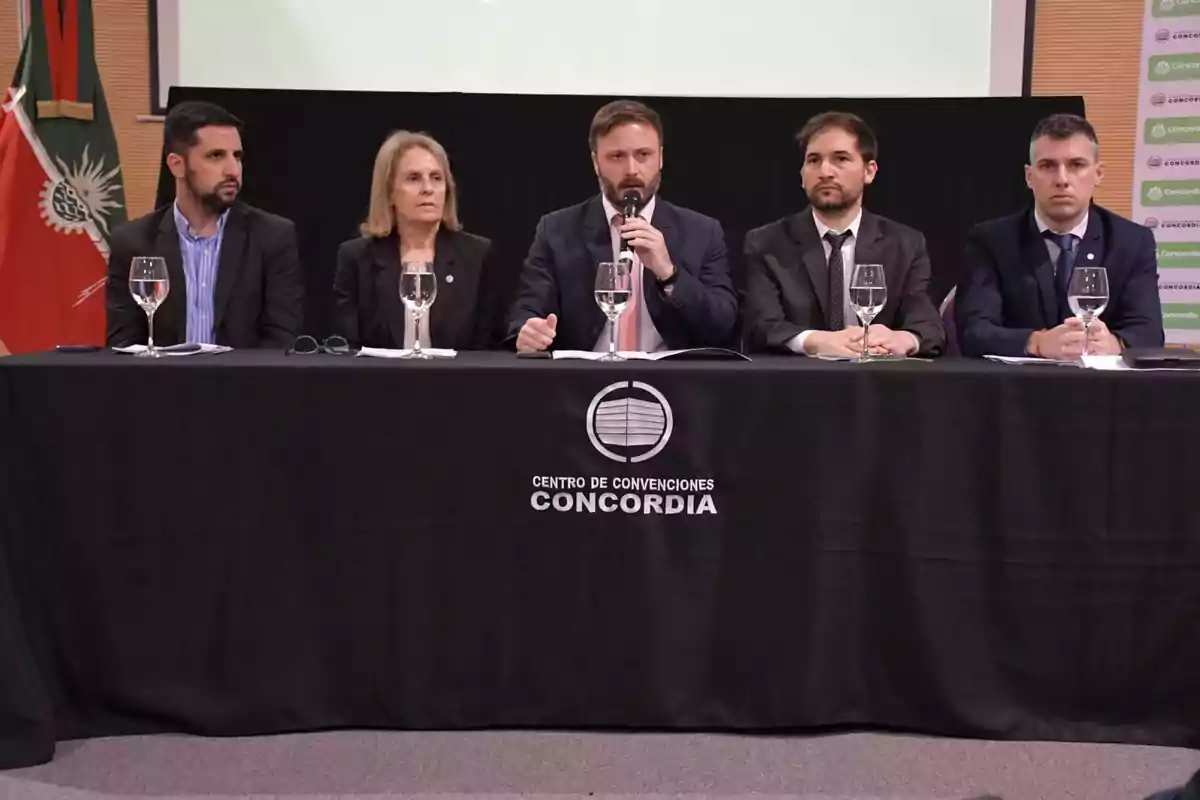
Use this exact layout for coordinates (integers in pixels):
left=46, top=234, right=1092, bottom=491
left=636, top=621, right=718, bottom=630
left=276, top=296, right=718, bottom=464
left=589, top=100, right=663, bottom=152
left=163, top=101, right=243, bottom=157
left=1029, top=113, right=1099, bottom=162
left=796, top=111, right=878, bottom=163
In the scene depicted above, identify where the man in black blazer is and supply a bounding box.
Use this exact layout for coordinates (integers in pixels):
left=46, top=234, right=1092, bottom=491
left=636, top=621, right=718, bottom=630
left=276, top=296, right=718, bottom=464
left=956, top=113, right=1163, bottom=359
left=744, top=112, right=944, bottom=357
left=106, top=101, right=303, bottom=349
left=508, top=100, right=737, bottom=352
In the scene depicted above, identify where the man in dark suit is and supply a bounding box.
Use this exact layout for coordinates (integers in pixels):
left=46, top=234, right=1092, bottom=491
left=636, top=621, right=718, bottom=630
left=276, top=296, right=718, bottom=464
left=956, top=113, right=1163, bottom=359
left=106, top=101, right=303, bottom=349
left=508, top=100, right=737, bottom=352
left=1147, top=769, right=1200, bottom=800
left=744, top=111, right=944, bottom=357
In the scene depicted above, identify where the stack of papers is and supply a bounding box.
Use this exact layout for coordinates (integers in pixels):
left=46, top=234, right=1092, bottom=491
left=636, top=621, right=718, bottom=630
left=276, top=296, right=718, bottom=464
left=357, top=347, right=457, bottom=359
left=1080, top=355, right=1128, bottom=371
left=815, top=353, right=911, bottom=362
left=553, top=350, right=673, bottom=361
left=986, top=354, right=1181, bottom=372
left=982, top=355, right=1072, bottom=366
left=550, top=348, right=749, bottom=361
left=112, top=343, right=232, bottom=356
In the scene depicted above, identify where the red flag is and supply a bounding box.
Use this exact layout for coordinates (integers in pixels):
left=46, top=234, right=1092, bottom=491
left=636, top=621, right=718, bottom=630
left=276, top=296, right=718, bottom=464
left=0, top=0, right=127, bottom=354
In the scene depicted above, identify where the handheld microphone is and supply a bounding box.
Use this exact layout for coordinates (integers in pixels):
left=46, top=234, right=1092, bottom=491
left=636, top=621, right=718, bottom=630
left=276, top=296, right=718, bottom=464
left=618, top=190, right=642, bottom=264
left=621, top=190, right=641, bottom=220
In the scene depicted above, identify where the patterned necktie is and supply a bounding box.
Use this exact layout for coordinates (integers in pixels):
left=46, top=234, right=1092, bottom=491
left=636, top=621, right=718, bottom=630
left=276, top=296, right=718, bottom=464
left=824, top=230, right=853, bottom=330
left=1044, top=231, right=1077, bottom=322
left=614, top=214, right=641, bottom=351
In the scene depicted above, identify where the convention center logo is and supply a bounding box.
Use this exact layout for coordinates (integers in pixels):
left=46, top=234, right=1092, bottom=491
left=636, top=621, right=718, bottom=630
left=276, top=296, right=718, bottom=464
left=586, top=381, right=672, bottom=464
left=1146, top=117, right=1200, bottom=143
left=1162, top=305, right=1200, bottom=325
left=1145, top=217, right=1161, bottom=228
left=1156, top=0, right=1200, bottom=18
left=1157, top=242, right=1200, bottom=268
left=1150, top=90, right=1200, bottom=106
left=528, top=381, right=718, bottom=516
left=1150, top=55, right=1200, bottom=81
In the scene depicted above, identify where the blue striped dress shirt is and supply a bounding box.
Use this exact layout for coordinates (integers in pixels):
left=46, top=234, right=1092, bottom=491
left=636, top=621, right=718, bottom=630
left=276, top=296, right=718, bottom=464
left=173, top=202, right=229, bottom=344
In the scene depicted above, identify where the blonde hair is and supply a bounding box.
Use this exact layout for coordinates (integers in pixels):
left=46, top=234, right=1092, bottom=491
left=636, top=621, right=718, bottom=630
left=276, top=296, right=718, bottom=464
left=360, top=130, right=461, bottom=237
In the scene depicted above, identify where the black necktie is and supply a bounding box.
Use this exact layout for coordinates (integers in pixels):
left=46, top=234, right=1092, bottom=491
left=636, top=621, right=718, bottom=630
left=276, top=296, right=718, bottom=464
left=1043, top=231, right=1077, bottom=322
left=824, top=230, right=853, bottom=330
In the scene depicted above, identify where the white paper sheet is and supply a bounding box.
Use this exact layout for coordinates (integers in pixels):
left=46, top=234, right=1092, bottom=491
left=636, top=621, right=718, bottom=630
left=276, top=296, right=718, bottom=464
left=983, top=354, right=1075, bottom=366
left=112, top=343, right=232, bottom=356
left=357, top=347, right=457, bottom=359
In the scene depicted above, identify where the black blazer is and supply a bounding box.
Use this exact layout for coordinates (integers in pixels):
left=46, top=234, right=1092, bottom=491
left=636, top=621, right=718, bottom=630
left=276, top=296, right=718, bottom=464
left=955, top=204, right=1164, bottom=357
left=105, top=202, right=304, bottom=349
left=743, top=207, right=945, bottom=356
left=332, top=228, right=502, bottom=350
left=506, top=196, right=738, bottom=350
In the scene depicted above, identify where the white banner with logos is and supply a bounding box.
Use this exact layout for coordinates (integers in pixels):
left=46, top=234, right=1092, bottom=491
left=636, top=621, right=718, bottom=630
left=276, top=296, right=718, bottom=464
left=1135, top=0, right=1200, bottom=343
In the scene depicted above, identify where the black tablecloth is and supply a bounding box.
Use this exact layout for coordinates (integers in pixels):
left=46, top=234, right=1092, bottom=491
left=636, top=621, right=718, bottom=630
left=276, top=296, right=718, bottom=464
left=2, top=351, right=1199, bottom=767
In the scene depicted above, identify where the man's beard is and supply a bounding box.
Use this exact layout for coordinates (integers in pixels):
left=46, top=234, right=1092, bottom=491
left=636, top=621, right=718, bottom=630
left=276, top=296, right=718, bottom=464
left=600, top=172, right=661, bottom=209
left=809, top=183, right=860, bottom=213
left=186, top=170, right=239, bottom=214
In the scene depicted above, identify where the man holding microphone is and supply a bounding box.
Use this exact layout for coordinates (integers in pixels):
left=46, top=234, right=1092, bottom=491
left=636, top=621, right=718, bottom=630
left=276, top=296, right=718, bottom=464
left=508, top=100, right=737, bottom=353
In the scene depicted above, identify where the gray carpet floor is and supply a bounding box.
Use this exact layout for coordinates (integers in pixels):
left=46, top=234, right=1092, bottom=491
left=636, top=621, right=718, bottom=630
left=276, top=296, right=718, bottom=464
left=0, top=731, right=1195, bottom=800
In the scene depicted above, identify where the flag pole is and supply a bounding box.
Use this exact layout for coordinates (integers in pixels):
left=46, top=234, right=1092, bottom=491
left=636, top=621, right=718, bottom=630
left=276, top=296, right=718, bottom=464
left=17, top=0, right=28, bottom=41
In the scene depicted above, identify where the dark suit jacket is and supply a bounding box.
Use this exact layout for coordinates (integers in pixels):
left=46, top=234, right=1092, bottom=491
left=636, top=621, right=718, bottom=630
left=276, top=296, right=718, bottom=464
left=1146, top=770, right=1200, bottom=800
left=506, top=196, right=738, bottom=350
left=955, top=204, right=1164, bottom=357
left=105, top=202, right=304, bottom=349
left=743, top=207, right=946, bottom=356
left=332, top=228, right=503, bottom=350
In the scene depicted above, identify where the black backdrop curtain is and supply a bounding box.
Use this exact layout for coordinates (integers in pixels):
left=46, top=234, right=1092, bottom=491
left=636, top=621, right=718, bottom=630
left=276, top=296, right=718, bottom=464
left=157, top=90, right=1085, bottom=339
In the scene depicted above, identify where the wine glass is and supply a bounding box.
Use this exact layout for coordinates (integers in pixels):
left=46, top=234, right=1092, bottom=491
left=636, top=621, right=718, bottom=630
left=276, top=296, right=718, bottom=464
left=128, top=257, right=170, bottom=358
left=399, top=261, right=438, bottom=359
left=849, top=263, right=887, bottom=361
left=1068, top=266, right=1109, bottom=357
left=594, top=261, right=632, bottom=361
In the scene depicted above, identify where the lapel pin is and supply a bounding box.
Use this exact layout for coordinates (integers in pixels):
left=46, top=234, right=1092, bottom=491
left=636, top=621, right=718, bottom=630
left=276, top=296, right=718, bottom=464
left=1087, top=253, right=1095, bottom=261
left=445, top=274, right=455, bottom=284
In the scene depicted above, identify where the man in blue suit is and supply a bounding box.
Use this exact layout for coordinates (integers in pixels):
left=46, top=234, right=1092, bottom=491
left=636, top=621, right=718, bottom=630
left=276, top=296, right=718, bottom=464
left=508, top=100, right=737, bottom=353
left=956, top=114, right=1164, bottom=359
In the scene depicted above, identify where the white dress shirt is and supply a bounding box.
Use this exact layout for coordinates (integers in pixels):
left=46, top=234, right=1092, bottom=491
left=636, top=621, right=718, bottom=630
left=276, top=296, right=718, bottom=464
left=1034, top=208, right=1089, bottom=272
left=593, top=193, right=666, bottom=353
left=786, top=208, right=862, bottom=354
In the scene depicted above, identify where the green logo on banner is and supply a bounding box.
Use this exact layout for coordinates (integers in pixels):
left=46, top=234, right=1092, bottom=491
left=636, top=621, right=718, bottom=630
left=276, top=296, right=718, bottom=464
left=1162, top=303, right=1200, bottom=328
left=1156, top=0, right=1200, bottom=18
left=1150, top=54, right=1200, bottom=80
left=1143, top=180, right=1200, bottom=205
left=1158, top=242, right=1200, bottom=268
left=1145, top=116, right=1200, bottom=143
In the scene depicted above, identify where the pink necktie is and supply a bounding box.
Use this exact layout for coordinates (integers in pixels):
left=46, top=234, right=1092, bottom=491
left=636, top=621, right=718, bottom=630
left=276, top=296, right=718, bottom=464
left=613, top=214, right=640, bottom=351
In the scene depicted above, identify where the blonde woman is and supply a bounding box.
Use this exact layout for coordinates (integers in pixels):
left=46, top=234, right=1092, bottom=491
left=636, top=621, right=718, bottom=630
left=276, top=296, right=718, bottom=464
left=333, top=131, right=503, bottom=350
